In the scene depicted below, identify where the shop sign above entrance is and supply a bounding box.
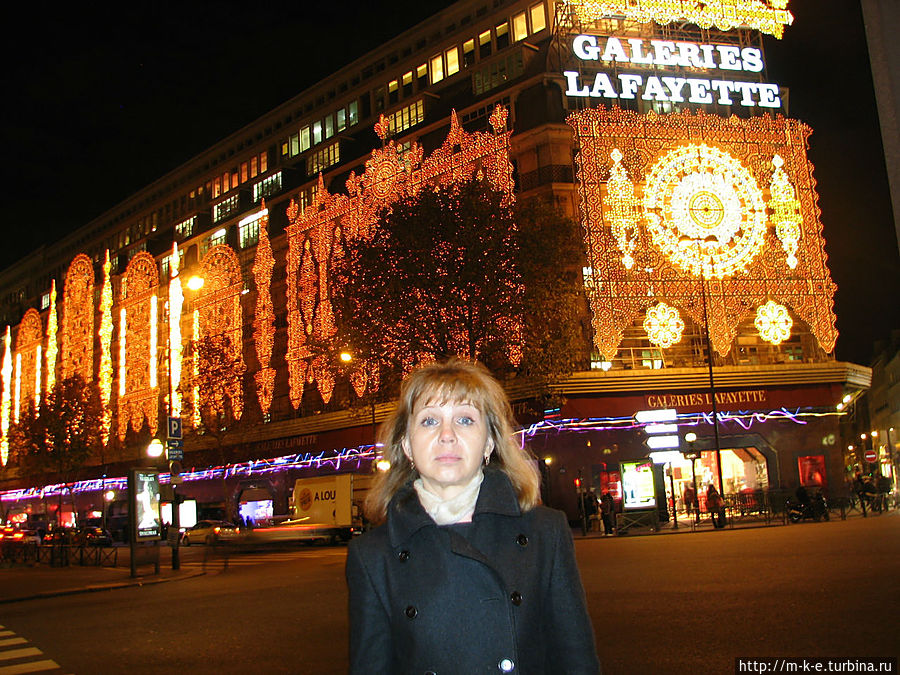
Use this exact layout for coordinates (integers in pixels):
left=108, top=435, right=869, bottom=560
left=563, top=34, right=781, bottom=109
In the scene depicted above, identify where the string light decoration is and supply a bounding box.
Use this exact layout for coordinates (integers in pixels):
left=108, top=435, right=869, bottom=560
left=14, top=309, right=43, bottom=419
left=566, top=0, right=793, bottom=38
left=61, top=254, right=95, bottom=382
left=117, top=252, right=160, bottom=440
left=13, top=354, right=20, bottom=424
left=98, top=251, right=114, bottom=446
left=285, top=107, right=515, bottom=407
left=1, top=328, right=11, bottom=466
left=45, top=280, right=58, bottom=396
left=197, top=244, right=245, bottom=420
left=605, top=149, right=640, bottom=269
left=755, top=300, right=793, bottom=345
left=252, top=203, right=276, bottom=415
left=167, top=244, right=184, bottom=419
left=643, top=302, right=685, bottom=348
left=570, top=107, right=837, bottom=359
left=768, top=155, right=803, bottom=269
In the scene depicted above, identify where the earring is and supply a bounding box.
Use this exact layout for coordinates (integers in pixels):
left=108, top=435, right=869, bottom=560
left=409, top=457, right=416, bottom=471
left=484, top=453, right=491, bottom=466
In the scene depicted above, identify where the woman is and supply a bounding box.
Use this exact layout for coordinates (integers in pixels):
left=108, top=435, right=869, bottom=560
left=346, top=360, right=600, bottom=674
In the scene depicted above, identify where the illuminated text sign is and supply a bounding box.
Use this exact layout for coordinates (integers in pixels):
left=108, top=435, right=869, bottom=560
left=564, top=35, right=781, bottom=109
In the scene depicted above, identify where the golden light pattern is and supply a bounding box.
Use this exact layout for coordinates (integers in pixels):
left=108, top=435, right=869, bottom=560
left=98, top=251, right=114, bottom=446
left=13, top=355, right=20, bottom=424
left=1, top=327, right=11, bottom=466
left=14, top=309, right=43, bottom=420
left=643, top=302, right=685, bottom=348
left=167, top=244, right=184, bottom=418
left=643, top=144, right=767, bottom=280
left=62, top=254, right=95, bottom=382
left=252, top=203, right=276, bottom=415
left=45, top=281, right=58, bottom=396
left=605, top=149, right=639, bottom=269
left=117, top=252, right=160, bottom=440
left=768, top=155, right=802, bottom=269
left=570, top=107, right=837, bottom=358
left=197, top=244, right=245, bottom=419
left=192, top=308, right=200, bottom=427
left=755, top=300, right=792, bottom=345
left=566, top=0, right=793, bottom=39
left=285, top=107, right=515, bottom=407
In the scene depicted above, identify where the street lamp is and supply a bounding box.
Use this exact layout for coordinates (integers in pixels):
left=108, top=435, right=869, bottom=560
left=147, top=438, right=164, bottom=459
left=683, top=432, right=701, bottom=524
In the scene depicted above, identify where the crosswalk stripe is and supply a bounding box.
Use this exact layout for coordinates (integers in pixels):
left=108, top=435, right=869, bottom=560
left=0, top=660, right=60, bottom=674
left=0, top=641, right=26, bottom=649
left=0, top=649, right=42, bottom=662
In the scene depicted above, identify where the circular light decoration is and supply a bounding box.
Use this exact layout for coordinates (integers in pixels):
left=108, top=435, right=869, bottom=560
left=755, top=301, right=793, bottom=345
left=643, top=144, right=767, bottom=279
left=643, top=302, right=685, bottom=348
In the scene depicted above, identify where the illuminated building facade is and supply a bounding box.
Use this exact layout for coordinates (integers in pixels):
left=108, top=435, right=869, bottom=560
left=0, top=0, right=871, bottom=525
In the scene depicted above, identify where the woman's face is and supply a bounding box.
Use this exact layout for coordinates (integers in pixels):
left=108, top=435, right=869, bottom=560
left=404, top=398, right=492, bottom=500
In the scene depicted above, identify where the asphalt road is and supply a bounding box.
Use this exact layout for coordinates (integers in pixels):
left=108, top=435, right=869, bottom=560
left=1, top=514, right=897, bottom=674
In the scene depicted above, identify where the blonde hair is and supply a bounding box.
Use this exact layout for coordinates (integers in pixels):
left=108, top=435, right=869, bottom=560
left=365, top=359, right=541, bottom=524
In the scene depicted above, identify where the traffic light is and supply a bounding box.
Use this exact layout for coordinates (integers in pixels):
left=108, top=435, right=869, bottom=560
left=574, top=477, right=582, bottom=489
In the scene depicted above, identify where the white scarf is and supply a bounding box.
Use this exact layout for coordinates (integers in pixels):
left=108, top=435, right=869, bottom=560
left=413, top=470, right=484, bottom=526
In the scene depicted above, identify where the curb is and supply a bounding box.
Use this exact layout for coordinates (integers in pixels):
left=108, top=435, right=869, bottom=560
left=0, top=568, right=207, bottom=605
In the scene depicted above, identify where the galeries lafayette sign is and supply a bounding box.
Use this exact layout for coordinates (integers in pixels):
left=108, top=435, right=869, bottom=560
left=563, top=35, right=781, bottom=109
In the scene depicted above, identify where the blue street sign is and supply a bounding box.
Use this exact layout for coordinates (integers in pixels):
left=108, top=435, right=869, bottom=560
left=168, top=416, right=183, bottom=440
left=167, top=439, right=184, bottom=461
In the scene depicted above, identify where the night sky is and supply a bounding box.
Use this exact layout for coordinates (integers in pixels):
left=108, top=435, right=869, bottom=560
left=1, top=0, right=897, bottom=365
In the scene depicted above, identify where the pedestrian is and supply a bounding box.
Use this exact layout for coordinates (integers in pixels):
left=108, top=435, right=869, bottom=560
left=707, top=483, right=725, bottom=528
left=683, top=484, right=698, bottom=523
left=600, top=491, right=616, bottom=535
left=346, top=359, right=600, bottom=674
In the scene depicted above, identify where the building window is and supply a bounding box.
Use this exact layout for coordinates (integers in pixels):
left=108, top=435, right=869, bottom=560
left=127, top=242, right=147, bottom=259
left=402, top=70, right=413, bottom=96
left=386, top=99, right=426, bottom=135
left=513, top=12, right=528, bottom=41
left=530, top=2, right=546, bottom=33
left=641, top=349, right=663, bottom=369
left=337, top=108, right=347, bottom=132
left=325, top=114, right=334, bottom=139
left=479, top=29, right=492, bottom=58
left=40, top=292, right=50, bottom=310
left=473, top=52, right=524, bottom=95
left=416, top=63, right=428, bottom=90
left=301, top=126, right=311, bottom=152
left=252, top=172, right=282, bottom=202
left=463, top=39, right=476, bottom=67
left=348, top=100, right=359, bottom=126
left=430, top=54, right=444, bottom=84
left=308, top=142, right=340, bottom=175
left=496, top=21, right=510, bottom=50
left=312, top=121, right=323, bottom=145
left=239, top=215, right=262, bottom=249
left=212, top=195, right=240, bottom=222
left=445, top=46, right=460, bottom=76
left=389, top=79, right=400, bottom=104
left=209, top=228, right=227, bottom=249
left=175, top=216, right=195, bottom=239
left=161, top=248, right=185, bottom=278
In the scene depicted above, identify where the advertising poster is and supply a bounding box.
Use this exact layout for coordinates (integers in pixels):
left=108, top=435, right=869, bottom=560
left=621, top=460, right=656, bottom=510
left=798, top=455, right=826, bottom=488
left=131, top=469, right=161, bottom=540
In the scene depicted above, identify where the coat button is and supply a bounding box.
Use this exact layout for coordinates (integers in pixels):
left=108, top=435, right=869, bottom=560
left=398, top=550, right=410, bottom=562
left=516, top=534, right=528, bottom=546
left=405, top=605, right=417, bottom=619
left=498, top=658, right=515, bottom=672
left=510, top=591, right=523, bottom=606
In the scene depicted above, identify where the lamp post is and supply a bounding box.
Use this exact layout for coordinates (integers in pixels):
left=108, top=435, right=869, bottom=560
left=339, top=350, right=377, bottom=447
left=684, top=432, right=701, bottom=524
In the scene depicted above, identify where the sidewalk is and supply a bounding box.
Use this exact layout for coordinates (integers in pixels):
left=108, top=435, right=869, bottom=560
left=573, top=503, right=888, bottom=539
left=0, top=546, right=205, bottom=605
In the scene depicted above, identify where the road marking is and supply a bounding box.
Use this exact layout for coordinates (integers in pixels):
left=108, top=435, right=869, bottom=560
left=0, top=641, right=25, bottom=649
left=0, top=650, right=41, bottom=662
left=0, top=660, right=61, bottom=674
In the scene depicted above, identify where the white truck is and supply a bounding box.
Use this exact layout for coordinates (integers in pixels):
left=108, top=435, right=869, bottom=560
left=242, top=473, right=371, bottom=545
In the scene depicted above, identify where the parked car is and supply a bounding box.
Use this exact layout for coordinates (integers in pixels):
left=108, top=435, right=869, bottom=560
left=180, top=520, right=240, bottom=546
left=74, top=526, right=113, bottom=546
left=0, top=526, right=41, bottom=544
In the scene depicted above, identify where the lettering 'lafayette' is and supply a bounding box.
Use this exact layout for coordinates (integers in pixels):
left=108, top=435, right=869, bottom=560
left=564, top=35, right=781, bottom=109
left=646, top=390, right=768, bottom=409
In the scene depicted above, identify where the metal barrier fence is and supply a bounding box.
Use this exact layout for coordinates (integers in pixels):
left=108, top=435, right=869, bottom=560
left=0, top=541, right=117, bottom=568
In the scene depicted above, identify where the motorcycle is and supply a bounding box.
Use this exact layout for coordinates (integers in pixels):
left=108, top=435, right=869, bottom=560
left=786, top=492, right=829, bottom=523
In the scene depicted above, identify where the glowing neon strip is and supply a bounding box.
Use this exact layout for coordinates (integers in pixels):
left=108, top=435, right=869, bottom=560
left=13, top=353, right=21, bottom=424
left=45, top=281, right=58, bottom=396
left=149, top=295, right=158, bottom=388
left=99, top=251, right=114, bottom=446
left=0, top=328, right=11, bottom=465
left=168, top=244, right=184, bottom=418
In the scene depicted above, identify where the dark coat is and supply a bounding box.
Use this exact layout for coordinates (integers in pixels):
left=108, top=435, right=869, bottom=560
left=346, top=468, right=600, bottom=674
